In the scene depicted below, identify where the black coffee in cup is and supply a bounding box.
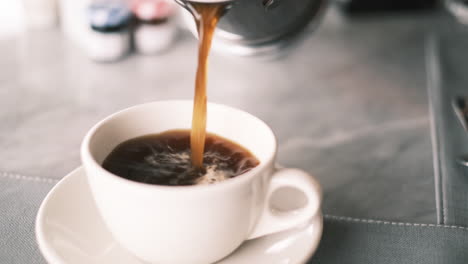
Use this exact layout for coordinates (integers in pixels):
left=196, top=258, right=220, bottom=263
left=102, top=130, right=259, bottom=186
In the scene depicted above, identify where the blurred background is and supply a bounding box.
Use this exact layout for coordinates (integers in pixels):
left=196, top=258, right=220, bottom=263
left=1, top=0, right=466, bottom=223
left=7, top=1, right=468, bottom=263
left=0, top=0, right=448, bottom=59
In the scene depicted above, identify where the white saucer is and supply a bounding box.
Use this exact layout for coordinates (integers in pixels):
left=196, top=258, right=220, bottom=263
left=36, top=167, right=323, bottom=264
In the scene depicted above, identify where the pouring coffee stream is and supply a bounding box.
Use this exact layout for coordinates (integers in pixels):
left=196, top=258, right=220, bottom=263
left=175, top=0, right=326, bottom=168
left=176, top=0, right=232, bottom=168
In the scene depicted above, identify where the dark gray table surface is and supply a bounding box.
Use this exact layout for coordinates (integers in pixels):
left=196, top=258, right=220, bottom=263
left=0, top=8, right=452, bottom=264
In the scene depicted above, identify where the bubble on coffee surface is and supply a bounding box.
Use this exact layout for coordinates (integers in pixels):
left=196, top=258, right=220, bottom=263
left=102, top=130, right=259, bottom=186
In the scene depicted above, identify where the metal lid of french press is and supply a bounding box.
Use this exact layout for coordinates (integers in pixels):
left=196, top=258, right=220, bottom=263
left=217, top=0, right=327, bottom=56
left=179, top=0, right=328, bottom=56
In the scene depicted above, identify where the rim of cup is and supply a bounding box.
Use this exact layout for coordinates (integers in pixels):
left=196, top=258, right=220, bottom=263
left=81, top=100, right=278, bottom=193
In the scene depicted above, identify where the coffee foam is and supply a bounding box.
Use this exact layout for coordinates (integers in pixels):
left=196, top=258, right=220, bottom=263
left=143, top=149, right=236, bottom=185
left=194, top=164, right=230, bottom=184
left=102, top=130, right=259, bottom=186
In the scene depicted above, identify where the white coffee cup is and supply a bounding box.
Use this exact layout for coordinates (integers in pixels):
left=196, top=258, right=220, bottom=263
left=81, top=100, right=322, bottom=264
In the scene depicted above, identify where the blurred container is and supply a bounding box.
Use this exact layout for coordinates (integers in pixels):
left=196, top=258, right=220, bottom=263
left=86, top=2, right=133, bottom=62
left=59, top=0, right=94, bottom=49
left=132, top=0, right=178, bottom=54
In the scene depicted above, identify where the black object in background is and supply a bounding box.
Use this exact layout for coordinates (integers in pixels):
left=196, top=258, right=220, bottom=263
left=338, top=0, right=439, bottom=14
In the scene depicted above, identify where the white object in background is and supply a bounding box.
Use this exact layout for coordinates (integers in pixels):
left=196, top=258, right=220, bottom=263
left=59, top=0, right=93, bottom=49
left=22, top=0, right=58, bottom=29
left=134, top=20, right=178, bottom=54
left=132, top=0, right=178, bottom=54
left=85, top=2, right=132, bottom=62
left=35, top=167, right=323, bottom=264
left=0, top=0, right=25, bottom=39
left=86, top=29, right=130, bottom=62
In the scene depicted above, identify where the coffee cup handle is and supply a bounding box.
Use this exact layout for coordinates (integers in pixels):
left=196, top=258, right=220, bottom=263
left=248, top=168, right=322, bottom=239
